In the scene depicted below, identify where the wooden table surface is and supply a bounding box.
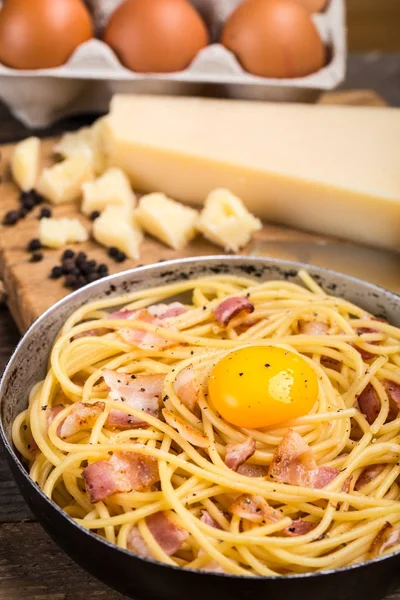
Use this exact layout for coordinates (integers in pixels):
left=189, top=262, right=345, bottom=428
left=1, top=53, right=400, bottom=600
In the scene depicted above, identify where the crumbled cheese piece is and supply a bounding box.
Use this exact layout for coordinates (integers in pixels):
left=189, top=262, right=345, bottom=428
left=53, top=118, right=107, bottom=176
left=81, top=168, right=136, bottom=216
left=36, top=157, right=94, bottom=204
left=135, top=193, right=198, bottom=250
left=11, top=137, right=41, bottom=192
left=197, top=188, right=262, bottom=252
left=93, top=205, right=143, bottom=260
left=39, top=217, right=88, bottom=249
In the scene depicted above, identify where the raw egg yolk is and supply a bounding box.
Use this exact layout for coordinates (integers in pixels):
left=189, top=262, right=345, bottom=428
left=208, top=346, right=318, bottom=428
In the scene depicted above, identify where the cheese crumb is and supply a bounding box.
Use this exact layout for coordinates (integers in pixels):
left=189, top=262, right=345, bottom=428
left=11, top=137, right=41, bottom=192
left=36, top=157, right=94, bottom=204
left=93, top=205, right=143, bottom=260
left=197, top=188, right=262, bottom=252
left=53, top=118, right=107, bottom=176
left=39, top=217, right=88, bottom=249
left=81, top=168, right=136, bottom=216
left=135, top=193, right=198, bottom=250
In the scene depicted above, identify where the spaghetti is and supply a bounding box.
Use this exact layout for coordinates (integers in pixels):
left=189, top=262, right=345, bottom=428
left=12, top=270, right=400, bottom=575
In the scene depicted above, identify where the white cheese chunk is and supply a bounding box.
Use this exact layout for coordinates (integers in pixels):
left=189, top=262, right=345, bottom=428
left=103, top=95, right=400, bottom=250
left=36, top=157, right=94, bottom=205
left=198, top=188, right=262, bottom=252
left=39, top=217, right=88, bottom=249
left=53, top=118, right=107, bottom=176
left=11, top=137, right=41, bottom=192
left=93, top=205, right=143, bottom=260
left=135, top=193, right=198, bottom=250
left=81, top=168, right=136, bottom=216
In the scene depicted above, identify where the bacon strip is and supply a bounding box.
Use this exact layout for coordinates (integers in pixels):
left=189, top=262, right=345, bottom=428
left=200, top=510, right=222, bottom=529
left=174, top=366, right=199, bottom=413
left=229, top=494, right=283, bottom=524
left=369, top=522, right=400, bottom=558
left=284, top=519, right=317, bottom=537
left=58, top=401, right=105, bottom=439
left=162, top=408, right=209, bottom=448
left=358, top=380, right=400, bottom=425
left=353, top=318, right=386, bottom=360
left=358, top=384, right=380, bottom=424
left=268, top=430, right=339, bottom=488
left=355, top=464, right=384, bottom=491
left=299, top=320, right=329, bottom=335
left=110, top=308, right=176, bottom=350
left=103, top=369, right=163, bottom=429
left=237, top=463, right=267, bottom=478
left=214, top=297, right=254, bottom=327
left=83, top=451, right=159, bottom=503
left=127, top=511, right=188, bottom=557
left=147, top=302, right=186, bottom=318
left=225, top=437, right=256, bottom=471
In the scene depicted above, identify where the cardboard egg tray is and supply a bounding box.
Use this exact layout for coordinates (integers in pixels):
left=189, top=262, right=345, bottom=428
left=0, top=0, right=346, bottom=128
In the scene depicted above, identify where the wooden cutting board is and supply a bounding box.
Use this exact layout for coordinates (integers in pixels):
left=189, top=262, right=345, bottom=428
left=0, top=90, right=396, bottom=334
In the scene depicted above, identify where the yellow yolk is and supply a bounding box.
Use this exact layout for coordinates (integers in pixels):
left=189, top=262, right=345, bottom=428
left=208, top=346, right=318, bottom=428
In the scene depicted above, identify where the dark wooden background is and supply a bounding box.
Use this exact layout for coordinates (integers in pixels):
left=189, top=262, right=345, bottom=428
left=1, top=1, right=400, bottom=595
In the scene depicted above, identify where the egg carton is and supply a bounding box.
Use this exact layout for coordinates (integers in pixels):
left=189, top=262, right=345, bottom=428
left=0, top=0, right=346, bottom=129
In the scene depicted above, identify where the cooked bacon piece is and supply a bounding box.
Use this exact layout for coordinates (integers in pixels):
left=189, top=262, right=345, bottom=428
left=384, top=380, right=400, bottom=420
left=162, top=408, right=209, bottom=448
left=284, top=519, right=317, bottom=537
left=230, top=494, right=282, bottom=524
left=369, top=522, right=400, bottom=558
left=58, top=401, right=105, bottom=439
left=104, top=369, right=163, bottom=429
left=47, top=404, right=65, bottom=429
left=237, top=463, right=268, bottom=478
left=73, top=327, right=110, bottom=340
left=214, top=297, right=254, bottom=327
left=127, top=512, right=188, bottom=557
left=313, top=466, right=340, bottom=489
left=358, top=384, right=380, bottom=424
left=355, top=464, right=385, bottom=491
left=200, top=560, right=226, bottom=573
left=299, top=320, right=329, bottom=335
left=341, top=475, right=353, bottom=494
left=109, top=308, right=176, bottom=350
left=268, top=430, right=339, bottom=489
left=353, top=318, right=386, bottom=360
left=83, top=451, right=159, bottom=503
left=200, top=510, right=222, bottom=529
left=174, top=366, right=199, bottom=413
left=147, top=302, right=186, bottom=319
left=358, top=380, right=400, bottom=425
left=225, top=437, right=256, bottom=471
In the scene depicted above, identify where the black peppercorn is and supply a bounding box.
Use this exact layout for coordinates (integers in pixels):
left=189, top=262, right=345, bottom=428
left=64, top=274, right=77, bottom=289
left=62, top=259, right=76, bottom=274
left=30, top=252, right=43, bottom=263
left=115, top=250, right=127, bottom=263
left=89, top=210, right=100, bottom=221
left=97, top=263, right=109, bottom=275
left=62, top=249, right=75, bottom=260
left=18, top=207, right=29, bottom=218
left=108, top=247, right=119, bottom=258
left=2, top=210, right=19, bottom=225
left=50, top=265, right=63, bottom=279
left=38, top=207, right=52, bottom=219
left=27, top=238, right=41, bottom=252
left=87, top=272, right=101, bottom=283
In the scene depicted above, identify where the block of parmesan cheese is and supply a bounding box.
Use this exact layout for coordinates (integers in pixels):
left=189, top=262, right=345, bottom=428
left=103, top=95, right=400, bottom=250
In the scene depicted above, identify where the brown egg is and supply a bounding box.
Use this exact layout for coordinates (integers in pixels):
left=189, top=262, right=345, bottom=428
left=0, top=0, right=93, bottom=69
left=291, top=0, right=328, bottom=12
left=221, top=0, right=326, bottom=78
left=103, top=0, right=209, bottom=73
